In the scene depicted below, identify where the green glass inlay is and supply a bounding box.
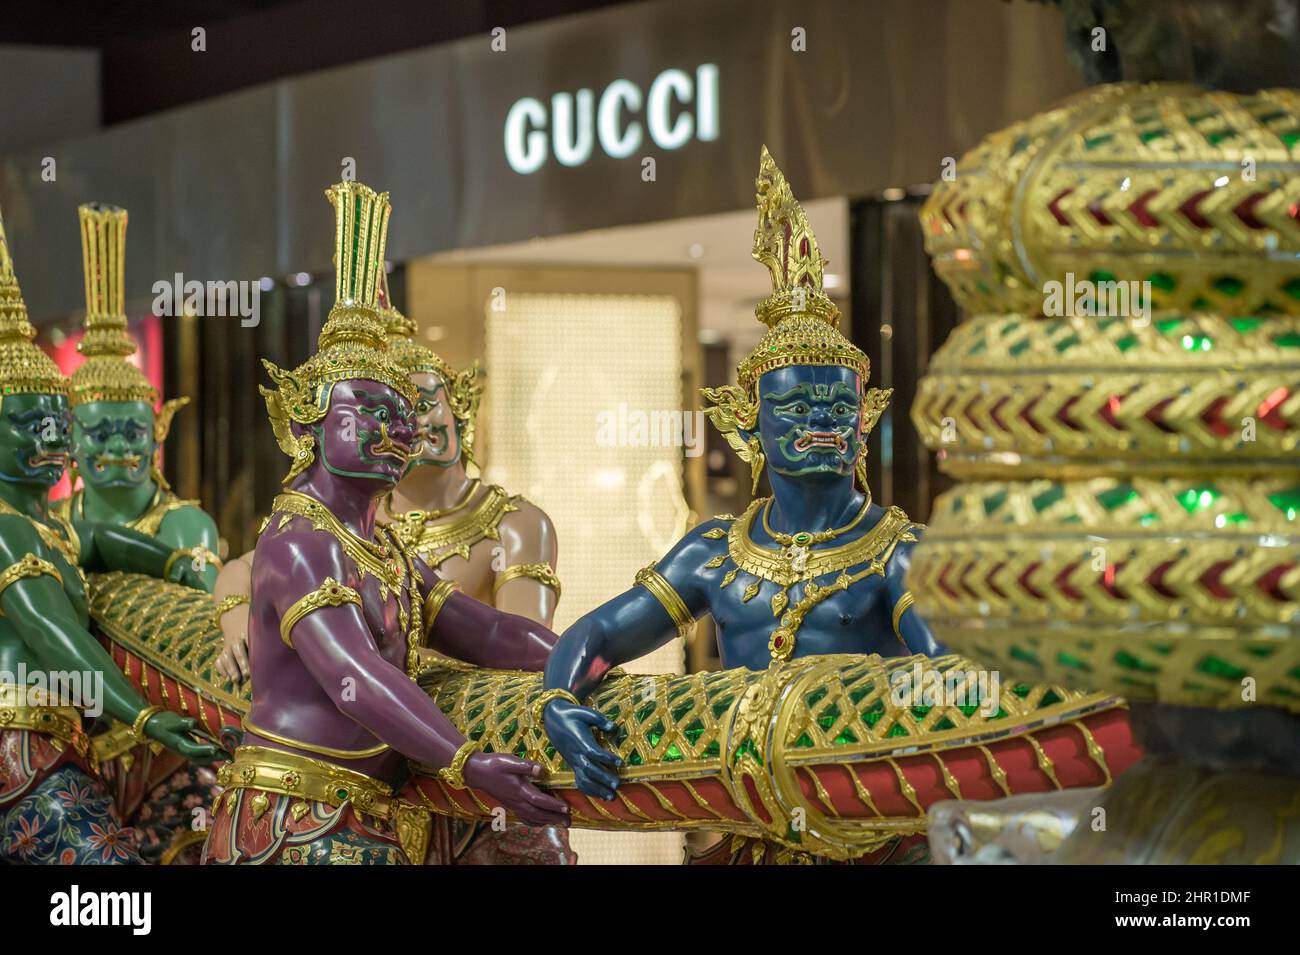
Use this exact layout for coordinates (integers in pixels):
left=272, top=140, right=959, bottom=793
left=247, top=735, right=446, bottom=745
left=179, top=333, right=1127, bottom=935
left=1010, top=645, right=1042, bottom=666
left=1114, top=651, right=1159, bottom=673
left=1138, top=128, right=1167, bottom=142
left=817, top=703, right=842, bottom=730
left=983, top=489, right=1008, bottom=516
left=710, top=696, right=734, bottom=719
left=1097, top=483, right=1137, bottom=511
left=933, top=716, right=956, bottom=731
left=1150, top=643, right=1172, bottom=656
left=1083, top=133, right=1114, bottom=150
left=1116, top=334, right=1138, bottom=352
left=1274, top=332, right=1300, bottom=348
left=1054, top=334, right=1081, bottom=353
left=1039, top=689, right=1063, bottom=707
left=1280, top=129, right=1300, bottom=149
left=683, top=719, right=705, bottom=744
left=1230, top=317, right=1261, bottom=332
left=1212, top=276, right=1243, bottom=297
left=1090, top=270, right=1117, bottom=284
left=833, top=727, right=859, bottom=746
left=1138, top=512, right=1159, bottom=527
left=1056, top=651, right=1092, bottom=672
left=1286, top=278, right=1300, bottom=302
left=500, top=719, right=517, bottom=739
left=703, top=740, right=720, bottom=759
left=1206, top=130, right=1236, bottom=144
left=671, top=700, right=694, bottom=722
left=1267, top=487, right=1300, bottom=521
left=1009, top=337, right=1031, bottom=357
left=794, top=732, right=815, bottom=748
left=733, top=738, right=762, bottom=766
left=1197, top=656, right=1247, bottom=680
left=627, top=750, right=643, bottom=766
left=1012, top=684, right=1032, bottom=699
left=886, top=722, right=910, bottom=737
left=861, top=699, right=886, bottom=727
left=1033, top=485, right=1066, bottom=512
left=1181, top=334, right=1213, bottom=352
left=849, top=685, right=873, bottom=705
left=805, top=687, right=828, bottom=709
left=1155, top=317, right=1183, bottom=334
left=1148, top=271, right=1177, bottom=292
left=635, top=700, right=656, bottom=722
left=1177, top=485, right=1220, bottom=513
left=663, top=744, right=684, bottom=762
left=1191, top=296, right=1213, bottom=310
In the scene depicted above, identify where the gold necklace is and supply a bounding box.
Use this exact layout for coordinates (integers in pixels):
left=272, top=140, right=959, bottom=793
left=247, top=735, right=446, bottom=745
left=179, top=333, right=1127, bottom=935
left=708, top=497, right=918, bottom=619
left=270, top=490, right=405, bottom=598
left=385, top=484, right=519, bottom=567
left=760, top=490, right=872, bottom=554
left=388, top=478, right=479, bottom=523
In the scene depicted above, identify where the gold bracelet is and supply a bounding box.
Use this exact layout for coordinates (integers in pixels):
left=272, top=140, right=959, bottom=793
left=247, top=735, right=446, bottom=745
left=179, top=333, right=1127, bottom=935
left=131, top=705, right=163, bottom=745
left=492, top=562, right=561, bottom=599
left=437, top=739, right=481, bottom=790
left=634, top=565, right=694, bottom=640
left=422, top=578, right=462, bottom=633
left=280, top=577, right=362, bottom=648
left=213, top=593, right=250, bottom=628
left=0, top=554, right=63, bottom=609
left=530, top=688, right=581, bottom=727
left=892, top=591, right=916, bottom=641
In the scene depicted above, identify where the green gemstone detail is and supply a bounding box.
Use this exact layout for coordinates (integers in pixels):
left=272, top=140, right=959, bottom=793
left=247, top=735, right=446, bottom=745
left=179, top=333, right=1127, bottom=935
left=983, top=489, right=1008, bottom=516
left=794, top=732, right=815, bottom=748
left=663, top=744, right=684, bottom=762
left=1033, top=485, right=1066, bottom=512
left=1097, top=484, right=1137, bottom=511
left=1274, top=332, right=1300, bottom=348
left=817, top=703, right=841, bottom=730
left=1056, top=651, right=1092, bottom=672
left=805, top=687, right=828, bottom=709
left=1039, top=689, right=1063, bottom=707
left=861, top=700, right=885, bottom=727
left=1268, top=487, right=1300, bottom=521
left=1180, top=334, right=1213, bottom=352
left=1010, top=645, right=1041, bottom=666
left=932, top=716, right=956, bottom=731
left=886, top=722, right=910, bottom=737
left=703, top=740, right=720, bottom=758
left=1155, top=317, right=1183, bottom=334
left=1148, top=272, right=1177, bottom=292
left=1213, top=276, right=1243, bottom=297
left=1197, top=656, right=1247, bottom=680
left=1116, top=334, right=1138, bottom=352
left=1230, top=317, right=1261, bottom=332
left=833, top=727, right=859, bottom=745
left=1177, top=485, right=1219, bottom=513
left=1114, top=651, right=1158, bottom=673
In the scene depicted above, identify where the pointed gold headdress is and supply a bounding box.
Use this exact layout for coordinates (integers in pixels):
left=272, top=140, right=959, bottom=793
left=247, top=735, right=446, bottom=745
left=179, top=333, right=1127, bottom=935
left=703, top=147, right=887, bottom=494
left=0, top=204, right=67, bottom=399
left=69, top=204, right=158, bottom=408
left=380, top=270, right=484, bottom=465
left=261, top=181, right=416, bottom=482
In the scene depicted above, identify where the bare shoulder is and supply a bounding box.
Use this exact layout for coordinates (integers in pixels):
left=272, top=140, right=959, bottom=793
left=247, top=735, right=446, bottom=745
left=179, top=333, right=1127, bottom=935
left=253, top=515, right=353, bottom=587
left=497, top=492, right=557, bottom=561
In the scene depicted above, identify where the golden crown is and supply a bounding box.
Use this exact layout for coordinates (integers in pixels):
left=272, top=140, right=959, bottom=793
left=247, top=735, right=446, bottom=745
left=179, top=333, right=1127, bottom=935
left=0, top=204, right=68, bottom=399
left=379, top=270, right=483, bottom=464
left=262, top=182, right=415, bottom=479
left=69, top=203, right=157, bottom=407
left=736, top=147, right=869, bottom=393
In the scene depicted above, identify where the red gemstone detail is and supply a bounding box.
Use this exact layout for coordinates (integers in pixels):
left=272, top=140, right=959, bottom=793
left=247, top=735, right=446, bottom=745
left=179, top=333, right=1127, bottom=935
left=1232, top=192, right=1269, bottom=230
left=1256, top=564, right=1294, bottom=601
left=1099, top=393, right=1125, bottom=431
left=1087, top=201, right=1114, bottom=227
left=1017, top=562, right=1045, bottom=600
left=1053, top=395, right=1081, bottom=431
left=1127, top=190, right=1161, bottom=228
left=1053, top=563, right=1083, bottom=601
left=1177, top=190, right=1214, bottom=229
left=1048, top=188, right=1073, bottom=227
left=1197, top=561, right=1234, bottom=600
left=1144, top=397, right=1179, bottom=434
left=1019, top=394, right=1045, bottom=435
left=1257, top=387, right=1290, bottom=431
left=1145, top=560, right=1180, bottom=600
left=1200, top=396, right=1233, bottom=437
left=773, top=635, right=784, bottom=648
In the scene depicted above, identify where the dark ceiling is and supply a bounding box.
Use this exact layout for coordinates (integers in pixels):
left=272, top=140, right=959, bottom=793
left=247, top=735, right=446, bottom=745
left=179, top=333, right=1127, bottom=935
left=2, top=0, right=638, bottom=124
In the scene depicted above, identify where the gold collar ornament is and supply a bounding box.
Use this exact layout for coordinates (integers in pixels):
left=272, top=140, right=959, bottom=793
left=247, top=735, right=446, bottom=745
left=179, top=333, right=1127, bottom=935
left=261, top=182, right=416, bottom=483
left=69, top=204, right=158, bottom=408
left=0, top=204, right=68, bottom=400
left=380, top=271, right=484, bottom=466
left=383, top=482, right=519, bottom=566
left=702, top=147, right=892, bottom=495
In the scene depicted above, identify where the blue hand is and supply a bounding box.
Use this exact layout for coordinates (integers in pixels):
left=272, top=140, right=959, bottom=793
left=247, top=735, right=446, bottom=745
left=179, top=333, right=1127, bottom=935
left=543, top=700, right=623, bottom=800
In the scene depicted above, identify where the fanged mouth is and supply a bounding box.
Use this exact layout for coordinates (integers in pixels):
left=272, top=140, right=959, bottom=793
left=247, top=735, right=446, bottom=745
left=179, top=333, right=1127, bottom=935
left=371, top=439, right=412, bottom=461
left=93, top=455, right=142, bottom=472
left=28, top=451, right=68, bottom=469
left=792, top=430, right=849, bottom=453
left=414, top=431, right=443, bottom=454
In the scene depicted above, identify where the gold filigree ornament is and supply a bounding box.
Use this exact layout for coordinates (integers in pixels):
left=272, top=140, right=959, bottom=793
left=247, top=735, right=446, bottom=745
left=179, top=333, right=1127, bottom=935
left=0, top=203, right=69, bottom=401
left=704, top=148, right=886, bottom=498
left=910, top=83, right=1300, bottom=709
left=260, top=182, right=416, bottom=483
left=381, top=270, right=485, bottom=466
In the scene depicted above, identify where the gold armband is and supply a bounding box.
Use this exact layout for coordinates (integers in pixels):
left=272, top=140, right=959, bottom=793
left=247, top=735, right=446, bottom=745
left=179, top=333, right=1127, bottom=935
left=280, top=577, right=362, bottom=648
left=492, top=562, right=561, bottom=600
left=131, top=705, right=163, bottom=745
left=422, top=578, right=462, bottom=633
left=437, top=739, right=481, bottom=790
left=634, top=564, right=694, bottom=640
left=213, top=593, right=250, bottom=628
left=163, top=545, right=222, bottom=580
left=0, top=554, right=63, bottom=610
left=892, top=591, right=916, bottom=642
left=530, top=688, right=581, bottom=727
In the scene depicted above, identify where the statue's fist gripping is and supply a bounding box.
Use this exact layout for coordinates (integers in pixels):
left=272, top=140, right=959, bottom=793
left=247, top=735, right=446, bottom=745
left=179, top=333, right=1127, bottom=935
left=463, top=752, right=572, bottom=828
left=543, top=700, right=624, bottom=801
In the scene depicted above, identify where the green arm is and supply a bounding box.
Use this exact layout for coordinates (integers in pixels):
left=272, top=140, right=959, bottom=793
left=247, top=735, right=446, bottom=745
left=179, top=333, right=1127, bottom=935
left=79, top=522, right=207, bottom=590
left=156, top=505, right=221, bottom=591
left=0, top=519, right=154, bottom=727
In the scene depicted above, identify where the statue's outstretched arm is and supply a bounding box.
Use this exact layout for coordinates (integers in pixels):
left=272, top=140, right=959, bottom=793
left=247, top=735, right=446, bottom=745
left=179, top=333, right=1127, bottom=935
left=423, top=577, right=557, bottom=671
left=0, top=519, right=217, bottom=763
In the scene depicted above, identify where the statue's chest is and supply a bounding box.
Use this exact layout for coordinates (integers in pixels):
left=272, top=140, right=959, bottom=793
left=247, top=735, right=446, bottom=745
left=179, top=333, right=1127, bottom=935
left=710, top=570, right=889, bottom=635
left=357, top=574, right=418, bottom=667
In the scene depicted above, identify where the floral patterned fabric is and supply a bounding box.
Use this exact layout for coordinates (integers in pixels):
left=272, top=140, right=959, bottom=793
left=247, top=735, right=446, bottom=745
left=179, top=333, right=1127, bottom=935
left=0, top=729, right=143, bottom=865
left=426, top=818, right=576, bottom=865
left=202, top=786, right=409, bottom=865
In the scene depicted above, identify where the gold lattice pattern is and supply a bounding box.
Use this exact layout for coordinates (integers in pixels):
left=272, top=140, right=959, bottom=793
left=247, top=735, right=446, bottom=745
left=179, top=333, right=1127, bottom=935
left=911, top=313, right=1300, bottom=477
left=87, top=572, right=250, bottom=715
left=922, top=85, right=1300, bottom=316
left=906, top=478, right=1300, bottom=711
left=413, top=653, right=1124, bottom=858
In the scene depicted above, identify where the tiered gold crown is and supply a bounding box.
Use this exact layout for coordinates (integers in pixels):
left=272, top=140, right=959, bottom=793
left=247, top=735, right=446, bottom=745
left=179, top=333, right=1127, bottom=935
left=379, top=270, right=483, bottom=464
left=0, top=204, right=67, bottom=398
left=69, top=203, right=157, bottom=407
left=261, top=182, right=416, bottom=478
left=737, top=146, right=869, bottom=393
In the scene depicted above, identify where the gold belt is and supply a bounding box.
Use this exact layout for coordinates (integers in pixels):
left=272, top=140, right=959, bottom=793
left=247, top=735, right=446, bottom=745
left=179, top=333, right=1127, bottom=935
left=217, top=745, right=432, bottom=863
left=0, top=685, right=90, bottom=758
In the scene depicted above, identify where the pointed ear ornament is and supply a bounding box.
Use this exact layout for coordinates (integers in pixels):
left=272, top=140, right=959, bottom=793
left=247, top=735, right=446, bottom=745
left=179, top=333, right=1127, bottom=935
left=855, top=387, right=893, bottom=492
left=261, top=359, right=325, bottom=483
left=148, top=397, right=190, bottom=492
left=703, top=383, right=763, bottom=496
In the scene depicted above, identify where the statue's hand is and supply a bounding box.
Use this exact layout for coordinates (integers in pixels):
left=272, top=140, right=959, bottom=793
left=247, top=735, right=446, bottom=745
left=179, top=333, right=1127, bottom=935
left=462, top=752, right=571, bottom=828
left=543, top=700, right=623, bottom=800
left=175, top=563, right=208, bottom=591
left=144, top=711, right=221, bottom=765
left=215, top=616, right=250, bottom=684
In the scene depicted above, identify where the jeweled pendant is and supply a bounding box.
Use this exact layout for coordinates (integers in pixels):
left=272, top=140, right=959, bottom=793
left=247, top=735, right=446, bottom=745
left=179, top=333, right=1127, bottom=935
left=742, top=580, right=761, bottom=602
left=771, top=588, right=789, bottom=617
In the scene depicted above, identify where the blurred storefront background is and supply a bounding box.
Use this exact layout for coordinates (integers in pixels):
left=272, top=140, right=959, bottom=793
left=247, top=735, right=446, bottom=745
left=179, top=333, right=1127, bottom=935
left=0, top=0, right=1084, bottom=863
